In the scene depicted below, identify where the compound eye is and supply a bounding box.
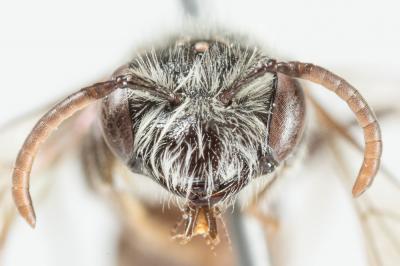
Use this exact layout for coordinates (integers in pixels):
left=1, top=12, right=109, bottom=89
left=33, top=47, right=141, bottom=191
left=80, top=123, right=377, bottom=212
left=268, top=74, right=306, bottom=162
left=100, top=88, right=134, bottom=163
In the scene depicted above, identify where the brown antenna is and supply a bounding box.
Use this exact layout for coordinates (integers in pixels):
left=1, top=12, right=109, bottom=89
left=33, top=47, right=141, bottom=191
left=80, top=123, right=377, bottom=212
left=220, top=59, right=382, bottom=197
left=11, top=71, right=183, bottom=227
left=266, top=60, right=382, bottom=197
left=11, top=80, right=120, bottom=227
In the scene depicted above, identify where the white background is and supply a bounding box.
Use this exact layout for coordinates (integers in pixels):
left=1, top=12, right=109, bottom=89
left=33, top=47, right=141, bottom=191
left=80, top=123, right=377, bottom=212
left=0, top=0, right=399, bottom=266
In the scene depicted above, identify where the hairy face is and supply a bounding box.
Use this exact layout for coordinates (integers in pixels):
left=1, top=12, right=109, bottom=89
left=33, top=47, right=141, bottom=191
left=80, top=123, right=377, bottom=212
left=123, top=37, right=277, bottom=204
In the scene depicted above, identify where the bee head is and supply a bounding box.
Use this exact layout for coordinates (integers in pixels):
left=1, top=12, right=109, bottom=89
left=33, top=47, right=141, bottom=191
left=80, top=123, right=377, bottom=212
left=101, top=36, right=305, bottom=206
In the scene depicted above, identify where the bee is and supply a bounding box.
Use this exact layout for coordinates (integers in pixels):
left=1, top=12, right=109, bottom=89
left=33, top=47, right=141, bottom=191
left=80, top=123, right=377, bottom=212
left=10, top=31, right=381, bottom=245
left=1, top=1, right=399, bottom=266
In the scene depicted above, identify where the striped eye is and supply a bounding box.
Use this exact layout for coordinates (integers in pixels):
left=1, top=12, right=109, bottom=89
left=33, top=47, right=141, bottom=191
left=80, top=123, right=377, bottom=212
left=267, top=74, right=306, bottom=164
left=100, top=88, right=134, bottom=164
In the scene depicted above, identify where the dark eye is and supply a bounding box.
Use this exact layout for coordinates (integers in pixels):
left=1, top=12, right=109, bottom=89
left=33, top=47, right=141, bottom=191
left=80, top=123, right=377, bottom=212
left=100, top=88, right=134, bottom=164
left=267, top=73, right=306, bottom=163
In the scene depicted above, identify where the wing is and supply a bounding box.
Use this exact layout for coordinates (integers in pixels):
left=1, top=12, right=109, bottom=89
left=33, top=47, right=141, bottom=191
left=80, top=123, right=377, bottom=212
left=310, top=94, right=400, bottom=266
left=241, top=93, right=400, bottom=266
left=0, top=105, right=96, bottom=261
